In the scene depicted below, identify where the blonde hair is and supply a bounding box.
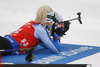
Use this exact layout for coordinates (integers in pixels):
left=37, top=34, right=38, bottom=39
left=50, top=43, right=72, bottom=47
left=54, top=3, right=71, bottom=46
left=35, top=6, right=53, bottom=24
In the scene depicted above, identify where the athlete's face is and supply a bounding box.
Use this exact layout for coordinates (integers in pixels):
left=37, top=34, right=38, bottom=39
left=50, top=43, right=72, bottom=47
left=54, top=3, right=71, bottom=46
left=44, top=22, right=53, bottom=26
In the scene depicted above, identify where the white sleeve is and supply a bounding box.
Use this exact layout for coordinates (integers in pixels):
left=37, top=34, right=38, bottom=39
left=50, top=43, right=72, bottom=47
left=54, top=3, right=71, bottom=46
left=38, top=42, right=48, bottom=49
left=34, top=24, right=60, bottom=53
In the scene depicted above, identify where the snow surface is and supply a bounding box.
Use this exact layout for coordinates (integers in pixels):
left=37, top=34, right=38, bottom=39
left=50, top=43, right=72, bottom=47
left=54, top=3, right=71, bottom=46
left=0, top=0, right=100, bottom=67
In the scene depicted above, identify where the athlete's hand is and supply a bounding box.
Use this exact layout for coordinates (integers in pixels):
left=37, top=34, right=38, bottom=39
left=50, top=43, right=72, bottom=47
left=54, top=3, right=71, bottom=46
left=55, top=21, right=70, bottom=36
left=55, top=27, right=65, bottom=36
left=25, top=47, right=34, bottom=62
left=25, top=52, right=34, bottom=62
left=63, top=21, right=70, bottom=32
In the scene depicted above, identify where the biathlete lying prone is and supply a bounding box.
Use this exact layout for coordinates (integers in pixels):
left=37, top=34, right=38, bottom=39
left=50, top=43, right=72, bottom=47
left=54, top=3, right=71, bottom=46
left=0, top=6, right=71, bottom=62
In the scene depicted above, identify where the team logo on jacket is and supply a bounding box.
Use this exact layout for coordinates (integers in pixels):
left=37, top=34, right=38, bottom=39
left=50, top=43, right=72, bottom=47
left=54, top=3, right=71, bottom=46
left=19, top=43, right=23, bottom=46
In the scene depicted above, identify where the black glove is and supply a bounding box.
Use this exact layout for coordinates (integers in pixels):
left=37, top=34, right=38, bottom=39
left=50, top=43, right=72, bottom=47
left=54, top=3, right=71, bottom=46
left=55, top=28, right=65, bottom=36
left=63, top=21, right=70, bottom=32
left=25, top=53, right=34, bottom=62
left=25, top=47, right=34, bottom=62
left=55, top=21, right=70, bottom=36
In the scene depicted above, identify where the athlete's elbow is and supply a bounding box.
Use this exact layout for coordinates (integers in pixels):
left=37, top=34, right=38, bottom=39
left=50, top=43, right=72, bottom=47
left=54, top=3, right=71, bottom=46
left=54, top=51, right=60, bottom=54
left=52, top=50, right=60, bottom=54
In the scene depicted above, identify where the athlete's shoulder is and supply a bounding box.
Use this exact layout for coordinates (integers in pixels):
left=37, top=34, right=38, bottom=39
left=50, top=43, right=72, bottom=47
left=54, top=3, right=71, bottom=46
left=33, top=23, right=47, bottom=39
left=33, top=23, right=47, bottom=32
left=29, top=21, right=42, bottom=25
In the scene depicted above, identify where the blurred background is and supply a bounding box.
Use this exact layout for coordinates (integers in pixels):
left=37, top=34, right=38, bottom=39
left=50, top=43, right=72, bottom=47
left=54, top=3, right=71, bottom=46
left=0, top=0, right=100, bottom=46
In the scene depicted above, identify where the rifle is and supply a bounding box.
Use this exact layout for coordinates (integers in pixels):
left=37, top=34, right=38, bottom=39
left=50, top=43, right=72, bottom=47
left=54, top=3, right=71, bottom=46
left=51, top=12, right=82, bottom=36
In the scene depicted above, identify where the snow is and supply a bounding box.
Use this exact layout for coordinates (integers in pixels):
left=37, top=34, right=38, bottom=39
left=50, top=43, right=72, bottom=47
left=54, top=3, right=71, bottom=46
left=0, top=0, right=100, bottom=67
left=68, top=52, right=100, bottom=67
